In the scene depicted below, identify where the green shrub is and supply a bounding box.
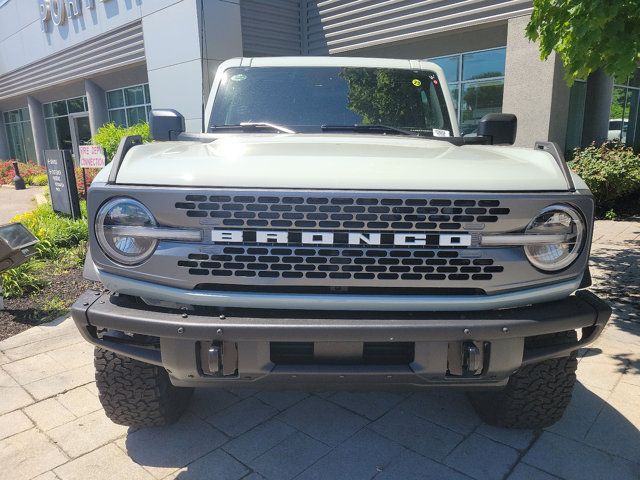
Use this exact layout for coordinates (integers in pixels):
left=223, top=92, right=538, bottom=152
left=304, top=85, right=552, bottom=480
left=1, top=261, right=47, bottom=298
left=569, top=141, right=640, bottom=212
left=92, top=122, right=151, bottom=162
left=604, top=209, right=618, bottom=221
left=27, top=173, right=49, bottom=186
left=2, top=202, right=88, bottom=298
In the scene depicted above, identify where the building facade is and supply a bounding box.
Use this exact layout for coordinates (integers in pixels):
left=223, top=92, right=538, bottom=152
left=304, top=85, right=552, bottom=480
left=1, top=0, right=637, bottom=166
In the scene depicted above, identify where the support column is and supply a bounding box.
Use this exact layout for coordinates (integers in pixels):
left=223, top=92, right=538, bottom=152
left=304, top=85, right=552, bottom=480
left=0, top=113, right=9, bottom=159
left=27, top=95, right=47, bottom=166
left=85, top=79, right=109, bottom=135
left=581, top=69, right=614, bottom=145
left=502, top=15, right=571, bottom=150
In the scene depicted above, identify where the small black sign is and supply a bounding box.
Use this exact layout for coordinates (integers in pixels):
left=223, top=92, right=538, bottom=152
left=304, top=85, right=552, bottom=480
left=44, top=150, right=81, bottom=219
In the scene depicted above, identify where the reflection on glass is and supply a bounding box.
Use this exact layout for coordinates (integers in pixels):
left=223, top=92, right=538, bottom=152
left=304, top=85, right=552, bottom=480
left=449, top=86, right=460, bottom=117
left=51, top=101, right=68, bottom=117
left=210, top=67, right=453, bottom=135
left=126, top=106, right=147, bottom=126
left=107, top=90, right=125, bottom=109
left=565, top=81, right=587, bottom=152
left=462, top=48, right=506, bottom=81
left=125, top=85, right=145, bottom=106
left=144, top=84, right=151, bottom=104
left=21, top=122, right=36, bottom=162
left=431, top=55, right=459, bottom=83
left=67, top=97, right=86, bottom=114
left=109, top=109, right=127, bottom=127
left=45, top=118, right=58, bottom=149
left=461, top=80, right=504, bottom=134
left=54, top=116, right=72, bottom=151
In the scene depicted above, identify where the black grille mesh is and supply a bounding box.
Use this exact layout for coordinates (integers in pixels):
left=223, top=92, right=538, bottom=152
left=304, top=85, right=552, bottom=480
left=175, top=195, right=510, bottom=231
left=178, top=246, right=503, bottom=282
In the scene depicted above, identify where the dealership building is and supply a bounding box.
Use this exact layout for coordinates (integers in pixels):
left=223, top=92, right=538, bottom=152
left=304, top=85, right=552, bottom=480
left=0, top=0, right=638, bottom=166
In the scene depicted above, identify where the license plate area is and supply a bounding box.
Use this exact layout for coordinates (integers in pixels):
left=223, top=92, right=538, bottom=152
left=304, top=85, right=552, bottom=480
left=270, top=341, right=415, bottom=366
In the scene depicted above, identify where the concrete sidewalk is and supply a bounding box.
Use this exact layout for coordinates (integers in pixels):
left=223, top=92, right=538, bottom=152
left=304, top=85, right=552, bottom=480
left=0, top=220, right=638, bottom=480
left=0, top=186, right=45, bottom=224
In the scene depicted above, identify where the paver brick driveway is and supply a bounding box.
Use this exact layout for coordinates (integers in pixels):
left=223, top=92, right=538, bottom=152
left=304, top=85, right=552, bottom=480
left=0, top=220, right=638, bottom=480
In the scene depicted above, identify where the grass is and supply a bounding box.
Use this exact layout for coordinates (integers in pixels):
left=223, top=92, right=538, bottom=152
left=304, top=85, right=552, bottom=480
left=39, top=297, right=69, bottom=322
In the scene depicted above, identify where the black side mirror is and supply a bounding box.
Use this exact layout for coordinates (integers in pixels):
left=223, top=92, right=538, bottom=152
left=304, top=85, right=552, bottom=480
left=477, top=113, right=517, bottom=145
left=150, top=109, right=185, bottom=141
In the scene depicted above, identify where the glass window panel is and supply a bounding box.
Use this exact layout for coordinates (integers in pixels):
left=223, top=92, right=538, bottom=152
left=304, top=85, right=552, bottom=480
left=144, top=83, right=151, bottom=104
left=22, top=121, right=36, bottom=163
left=43, top=102, right=54, bottom=118
left=8, top=123, right=25, bottom=161
left=6, top=110, right=20, bottom=123
left=2, top=112, right=8, bottom=123
left=54, top=116, right=72, bottom=151
left=448, top=85, right=459, bottom=118
left=125, top=85, right=145, bottom=106
left=5, top=123, right=16, bottom=158
left=109, top=109, right=127, bottom=127
left=126, top=106, right=146, bottom=126
left=45, top=117, right=58, bottom=149
left=462, top=48, right=506, bottom=81
left=107, top=90, right=125, bottom=109
left=625, top=89, right=639, bottom=148
left=67, top=96, right=86, bottom=113
left=430, top=56, right=459, bottom=83
left=565, top=81, right=587, bottom=152
left=52, top=100, right=68, bottom=117
left=609, top=86, right=628, bottom=142
left=20, top=108, right=29, bottom=121
left=460, top=80, right=504, bottom=134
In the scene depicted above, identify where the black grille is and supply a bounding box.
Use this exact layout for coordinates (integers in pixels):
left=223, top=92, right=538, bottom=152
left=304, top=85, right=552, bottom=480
left=175, top=195, right=509, bottom=231
left=178, top=246, right=503, bottom=282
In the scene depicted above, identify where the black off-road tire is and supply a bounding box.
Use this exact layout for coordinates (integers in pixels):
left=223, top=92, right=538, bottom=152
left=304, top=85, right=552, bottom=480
left=468, top=331, right=578, bottom=429
left=94, top=348, right=193, bottom=427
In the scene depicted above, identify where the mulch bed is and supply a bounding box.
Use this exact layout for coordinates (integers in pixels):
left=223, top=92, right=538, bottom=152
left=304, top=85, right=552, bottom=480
left=0, top=266, right=98, bottom=342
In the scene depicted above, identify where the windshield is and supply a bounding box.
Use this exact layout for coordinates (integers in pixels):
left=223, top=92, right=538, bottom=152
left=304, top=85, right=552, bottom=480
left=209, top=66, right=454, bottom=136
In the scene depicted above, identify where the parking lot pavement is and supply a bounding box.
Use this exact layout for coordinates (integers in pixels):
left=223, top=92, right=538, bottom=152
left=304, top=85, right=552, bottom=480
left=0, top=220, right=638, bottom=480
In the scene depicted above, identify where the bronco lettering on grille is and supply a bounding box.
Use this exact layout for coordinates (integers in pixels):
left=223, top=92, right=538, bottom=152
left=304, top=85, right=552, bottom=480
left=211, top=230, right=472, bottom=247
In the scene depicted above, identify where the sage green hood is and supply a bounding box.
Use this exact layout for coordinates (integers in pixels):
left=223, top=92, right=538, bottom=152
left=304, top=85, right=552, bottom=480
left=110, top=134, right=571, bottom=191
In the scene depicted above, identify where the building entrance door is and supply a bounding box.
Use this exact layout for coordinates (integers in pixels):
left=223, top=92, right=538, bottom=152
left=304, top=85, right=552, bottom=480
left=69, top=113, right=92, bottom=165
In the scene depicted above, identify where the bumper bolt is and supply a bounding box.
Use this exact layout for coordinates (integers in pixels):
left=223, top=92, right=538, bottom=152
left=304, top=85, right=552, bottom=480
left=219, top=314, right=226, bottom=320
left=463, top=328, right=471, bottom=335
left=181, top=313, right=188, bottom=318
left=216, top=328, right=223, bottom=335
left=502, top=327, right=509, bottom=333
left=177, top=327, right=185, bottom=334
left=82, top=302, right=89, bottom=306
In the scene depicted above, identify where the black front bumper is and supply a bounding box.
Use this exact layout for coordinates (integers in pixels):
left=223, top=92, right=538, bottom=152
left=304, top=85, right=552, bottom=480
left=71, top=290, right=610, bottom=388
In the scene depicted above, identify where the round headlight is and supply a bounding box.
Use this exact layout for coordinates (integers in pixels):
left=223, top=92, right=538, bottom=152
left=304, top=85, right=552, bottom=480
left=524, top=205, right=585, bottom=271
left=95, top=198, right=157, bottom=265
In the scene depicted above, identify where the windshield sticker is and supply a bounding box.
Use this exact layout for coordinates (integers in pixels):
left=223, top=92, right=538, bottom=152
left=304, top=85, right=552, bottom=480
left=411, top=79, right=422, bottom=87
left=433, top=129, right=451, bottom=137
left=230, top=73, right=247, bottom=82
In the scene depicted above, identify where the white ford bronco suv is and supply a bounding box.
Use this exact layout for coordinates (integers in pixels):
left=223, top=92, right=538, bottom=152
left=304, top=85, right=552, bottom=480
left=72, top=57, right=611, bottom=429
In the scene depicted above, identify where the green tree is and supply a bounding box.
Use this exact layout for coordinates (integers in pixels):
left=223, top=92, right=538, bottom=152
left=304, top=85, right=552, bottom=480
left=526, top=0, right=640, bottom=85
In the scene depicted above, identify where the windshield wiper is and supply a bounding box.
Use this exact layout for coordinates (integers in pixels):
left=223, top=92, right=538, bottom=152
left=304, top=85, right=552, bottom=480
left=209, top=122, right=295, bottom=134
left=321, top=124, right=418, bottom=136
